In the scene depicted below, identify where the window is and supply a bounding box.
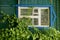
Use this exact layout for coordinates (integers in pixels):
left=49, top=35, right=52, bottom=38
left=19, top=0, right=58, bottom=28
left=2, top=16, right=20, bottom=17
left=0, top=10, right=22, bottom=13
left=34, top=9, right=38, bottom=13
left=21, top=9, right=32, bottom=15
left=18, top=7, right=49, bottom=27
left=41, top=9, right=49, bottom=25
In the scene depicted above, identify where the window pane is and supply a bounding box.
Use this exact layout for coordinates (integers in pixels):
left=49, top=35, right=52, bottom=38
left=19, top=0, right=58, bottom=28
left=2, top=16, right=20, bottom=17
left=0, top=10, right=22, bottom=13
left=34, top=9, right=38, bottom=13
left=20, top=18, right=32, bottom=25
left=34, top=18, right=38, bottom=25
left=33, top=14, right=38, bottom=16
left=41, top=9, right=49, bottom=25
left=21, top=9, right=32, bottom=15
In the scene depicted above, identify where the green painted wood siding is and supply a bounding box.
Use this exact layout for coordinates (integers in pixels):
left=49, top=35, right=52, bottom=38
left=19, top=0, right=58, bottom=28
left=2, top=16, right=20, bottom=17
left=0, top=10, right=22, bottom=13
left=20, top=0, right=50, bottom=5
left=51, top=0, right=60, bottom=30
left=0, top=0, right=17, bottom=28
left=0, top=0, right=17, bottom=15
left=56, top=0, right=60, bottom=30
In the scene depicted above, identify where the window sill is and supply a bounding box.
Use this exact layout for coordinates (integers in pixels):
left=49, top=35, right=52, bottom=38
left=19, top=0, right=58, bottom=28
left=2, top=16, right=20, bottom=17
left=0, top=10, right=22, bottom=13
left=28, top=25, right=49, bottom=27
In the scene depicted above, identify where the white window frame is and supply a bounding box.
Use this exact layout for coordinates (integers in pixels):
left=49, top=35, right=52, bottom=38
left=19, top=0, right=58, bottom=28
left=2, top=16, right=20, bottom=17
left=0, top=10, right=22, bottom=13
left=18, top=7, right=49, bottom=27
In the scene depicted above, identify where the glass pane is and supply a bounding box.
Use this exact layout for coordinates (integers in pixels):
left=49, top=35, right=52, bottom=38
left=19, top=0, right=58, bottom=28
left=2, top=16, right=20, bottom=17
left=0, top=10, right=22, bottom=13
left=20, top=18, right=32, bottom=25
left=34, top=18, right=38, bottom=25
left=33, top=14, right=38, bottom=16
left=34, top=9, right=38, bottom=13
left=41, top=9, right=49, bottom=25
left=21, top=9, right=32, bottom=15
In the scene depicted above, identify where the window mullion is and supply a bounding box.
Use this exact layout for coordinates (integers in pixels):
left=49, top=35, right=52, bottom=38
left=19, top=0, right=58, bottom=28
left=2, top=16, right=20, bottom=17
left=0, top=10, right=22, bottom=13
left=18, top=7, right=21, bottom=18
left=38, top=8, right=41, bottom=26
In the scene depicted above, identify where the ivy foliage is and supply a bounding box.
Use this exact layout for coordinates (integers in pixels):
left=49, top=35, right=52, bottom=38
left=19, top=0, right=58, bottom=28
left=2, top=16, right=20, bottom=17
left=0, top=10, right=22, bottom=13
left=0, top=13, right=60, bottom=40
